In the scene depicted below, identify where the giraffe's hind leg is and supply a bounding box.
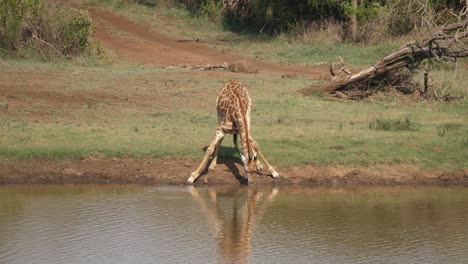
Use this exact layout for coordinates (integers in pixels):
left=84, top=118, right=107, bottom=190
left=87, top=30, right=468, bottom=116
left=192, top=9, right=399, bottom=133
left=233, top=133, right=251, bottom=168
left=233, top=133, right=243, bottom=161
left=188, top=130, right=225, bottom=184
left=250, top=139, right=279, bottom=178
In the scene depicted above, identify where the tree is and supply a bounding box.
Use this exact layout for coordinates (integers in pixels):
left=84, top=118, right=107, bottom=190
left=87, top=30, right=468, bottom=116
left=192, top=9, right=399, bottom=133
left=348, top=0, right=358, bottom=40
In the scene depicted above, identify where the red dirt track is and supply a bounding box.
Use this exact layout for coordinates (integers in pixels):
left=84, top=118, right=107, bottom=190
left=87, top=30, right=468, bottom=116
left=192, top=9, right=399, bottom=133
left=82, top=4, right=325, bottom=77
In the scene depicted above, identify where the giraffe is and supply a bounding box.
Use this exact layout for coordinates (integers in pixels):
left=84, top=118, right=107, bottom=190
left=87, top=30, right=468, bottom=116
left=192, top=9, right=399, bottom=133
left=187, top=80, right=279, bottom=184
left=188, top=186, right=279, bottom=264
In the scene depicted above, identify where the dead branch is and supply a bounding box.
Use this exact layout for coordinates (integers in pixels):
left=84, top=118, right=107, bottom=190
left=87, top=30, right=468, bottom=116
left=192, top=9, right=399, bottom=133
left=191, top=64, right=227, bottom=71
left=329, top=61, right=352, bottom=77
left=301, top=19, right=468, bottom=95
left=25, top=20, right=61, bottom=55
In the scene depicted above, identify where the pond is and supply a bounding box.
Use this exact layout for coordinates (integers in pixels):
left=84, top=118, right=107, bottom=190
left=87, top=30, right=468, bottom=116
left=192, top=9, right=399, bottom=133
left=1, top=185, right=467, bottom=264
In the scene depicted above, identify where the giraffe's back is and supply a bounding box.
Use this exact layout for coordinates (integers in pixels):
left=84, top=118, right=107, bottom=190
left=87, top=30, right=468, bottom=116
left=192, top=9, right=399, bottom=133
left=216, top=80, right=251, bottom=125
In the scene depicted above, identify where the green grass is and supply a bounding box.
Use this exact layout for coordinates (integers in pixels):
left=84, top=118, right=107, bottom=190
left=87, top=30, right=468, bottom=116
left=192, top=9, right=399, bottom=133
left=1, top=2, right=466, bottom=171
left=234, top=39, right=399, bottom=66
left=1, top=60, right=467, bottom=170
left=369, top=117, right=418, bottom=132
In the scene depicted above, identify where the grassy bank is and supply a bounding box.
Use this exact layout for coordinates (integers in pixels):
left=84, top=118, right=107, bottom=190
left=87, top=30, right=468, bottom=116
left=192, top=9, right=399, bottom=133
left=1, top=60, right=467, bottom=170
left=0, top=1, right=466, bottom=174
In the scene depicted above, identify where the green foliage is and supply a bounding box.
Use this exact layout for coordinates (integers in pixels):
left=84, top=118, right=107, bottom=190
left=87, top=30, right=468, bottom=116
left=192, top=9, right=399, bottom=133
left=171, top=0, right=464, bottom=43
left=134, top=0, right=158, bottom=7
left=174, top=1, right=388, bottom=34
left=369, top=117, right=419, bottom=132
left=200, top=0, right=223, bottom=22
left=224, top=0, right=346, bottom=33
left=0, top=0, right=93, bottom=59
left=343, top=1, right=382, bottom=22
left=306, top=0, right=344, bottom=18
left=0, top=0, right=40, bottom=50
left=63, top=10, right=92, bottom=56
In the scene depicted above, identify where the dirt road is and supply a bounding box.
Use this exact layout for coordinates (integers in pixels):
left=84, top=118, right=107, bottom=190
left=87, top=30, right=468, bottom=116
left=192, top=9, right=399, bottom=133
left=81, top=4, right=326, bottom=77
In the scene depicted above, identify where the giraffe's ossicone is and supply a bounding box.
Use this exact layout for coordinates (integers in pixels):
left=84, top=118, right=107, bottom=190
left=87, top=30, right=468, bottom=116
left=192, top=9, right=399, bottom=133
left=188, top=80, right=279, bottom=184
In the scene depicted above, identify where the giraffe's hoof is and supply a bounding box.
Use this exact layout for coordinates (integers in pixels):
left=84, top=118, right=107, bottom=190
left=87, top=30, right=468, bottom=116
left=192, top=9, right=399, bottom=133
left=187, top=172, right=198, bottom=184
left=208, top=162, right=217, bottom=171
left=271, top=171, right=280, bottom=178
left=255, top=163, right=264, bottom=173
left=245, top=172, right=251, bottom=183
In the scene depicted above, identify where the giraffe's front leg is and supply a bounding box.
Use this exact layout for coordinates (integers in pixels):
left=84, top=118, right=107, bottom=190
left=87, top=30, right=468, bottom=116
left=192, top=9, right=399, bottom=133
left=188, top=130, right=225, bottom=184
left=254, top=153, right=264, bottom=173
left=250, top=139, right=279, bottom=178
left=247, top=147, right=263, bottom=173
left=208, top=137, right=224, bottom=171
left=239, top=152, right=252, bottom=183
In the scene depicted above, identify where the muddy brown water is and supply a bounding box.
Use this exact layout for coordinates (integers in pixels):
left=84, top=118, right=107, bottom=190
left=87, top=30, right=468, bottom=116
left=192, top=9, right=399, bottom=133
left=1, top=185, right=467, bottom=264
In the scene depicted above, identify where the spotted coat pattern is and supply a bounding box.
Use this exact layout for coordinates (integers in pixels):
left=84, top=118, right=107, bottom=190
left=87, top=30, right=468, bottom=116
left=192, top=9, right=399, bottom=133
left=187, top=80, right=279, bottom=184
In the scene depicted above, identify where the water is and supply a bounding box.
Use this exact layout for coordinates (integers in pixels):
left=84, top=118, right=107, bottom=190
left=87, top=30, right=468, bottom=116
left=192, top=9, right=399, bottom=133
left=1, top=185, right=467, bottom=264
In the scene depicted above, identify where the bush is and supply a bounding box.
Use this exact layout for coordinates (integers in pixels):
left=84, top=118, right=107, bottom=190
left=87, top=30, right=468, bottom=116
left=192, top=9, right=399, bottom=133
left=173, top=0, right=464, bottom=43
left=0, top=0, right=40, bottom=50
left=0, top=0, right=93, bottom=59
left=135, top=0, right=158, bottom=7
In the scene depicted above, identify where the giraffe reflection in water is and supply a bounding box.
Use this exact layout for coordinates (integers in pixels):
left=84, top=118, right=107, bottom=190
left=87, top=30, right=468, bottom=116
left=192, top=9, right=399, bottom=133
left=188, top=186, right=279, bottom=264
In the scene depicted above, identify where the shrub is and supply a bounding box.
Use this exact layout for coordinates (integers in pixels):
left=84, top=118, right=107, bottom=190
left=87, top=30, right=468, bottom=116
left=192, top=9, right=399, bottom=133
left=0, top=0, right=93, bottom=59
left=0, top=0, right=40, bottom=50
left=369, top=117, right=418, bottom=131
left=173, top=0, right=463, bottom=43
left=135, top=0, right=158, bottom=7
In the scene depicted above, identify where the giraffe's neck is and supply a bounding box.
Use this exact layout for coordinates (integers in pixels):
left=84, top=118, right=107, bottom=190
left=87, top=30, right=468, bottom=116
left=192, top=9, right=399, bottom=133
left=238, top=102, right=252, bottom=160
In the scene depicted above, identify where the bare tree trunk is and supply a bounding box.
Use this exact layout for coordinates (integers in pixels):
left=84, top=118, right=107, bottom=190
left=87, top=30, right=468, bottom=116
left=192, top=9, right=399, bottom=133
left=348, top=0, right=358, bottom=41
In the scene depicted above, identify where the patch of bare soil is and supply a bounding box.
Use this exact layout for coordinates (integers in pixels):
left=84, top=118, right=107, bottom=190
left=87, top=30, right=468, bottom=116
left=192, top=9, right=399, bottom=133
left=75, top=3, right=327, bottom=78
left=1, top=157, right=466, bottom=186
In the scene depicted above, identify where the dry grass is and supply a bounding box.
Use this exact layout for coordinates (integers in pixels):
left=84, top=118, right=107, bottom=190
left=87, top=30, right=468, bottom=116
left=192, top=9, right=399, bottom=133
left=285, top=19, right=344, bottom=46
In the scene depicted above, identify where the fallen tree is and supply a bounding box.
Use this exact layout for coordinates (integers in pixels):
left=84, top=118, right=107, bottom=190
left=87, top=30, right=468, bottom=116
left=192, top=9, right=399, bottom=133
left=300, top=18, right=468, bottom=98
